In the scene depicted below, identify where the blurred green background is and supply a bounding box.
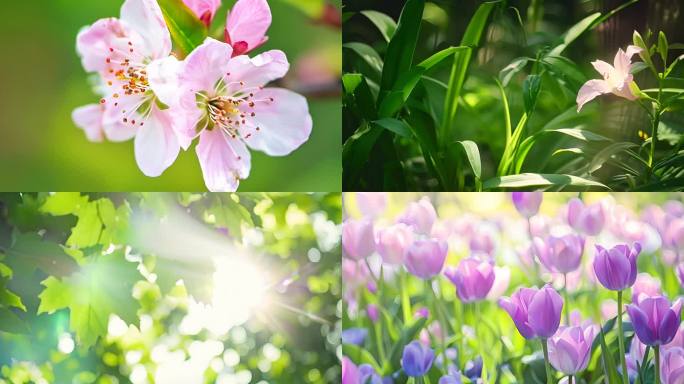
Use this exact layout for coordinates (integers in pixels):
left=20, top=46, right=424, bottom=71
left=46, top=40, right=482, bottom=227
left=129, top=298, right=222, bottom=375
left=0, top=0, right=341, bottom=191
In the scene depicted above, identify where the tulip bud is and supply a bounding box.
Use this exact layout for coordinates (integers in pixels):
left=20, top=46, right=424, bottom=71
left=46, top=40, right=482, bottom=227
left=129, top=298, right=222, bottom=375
left=444, top=258, right=495, bottom=303
left=398, top=197, right=437, bottom=234
left=404, top=239, right=448, bottom=279
left=342, top=218, right=375, bottom=260
left=366, top=304, right=379, bottom=323
left=355, top=192, right=387, bottom=218
left=375, top=223, right=414, bottom=265
left=512, top=192, right=543, bottom=218
left=499, top=285, right=563, bottom=339
left=593, top=243, right=640, bottom=291
left=567, top=198, right=605, bottom=235
left=547, top=323, right=598, bottom=374
left=661, top=347, right=684, bottom=384
left=627, top=296, right=682, bottom=346
left=533, top=234, right=585, bottom=274
left=401, top=341, right=435, bottom=377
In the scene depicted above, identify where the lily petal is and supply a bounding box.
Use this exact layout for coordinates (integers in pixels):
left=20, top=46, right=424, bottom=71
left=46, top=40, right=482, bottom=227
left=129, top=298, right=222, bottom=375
left=576, top=79, right=611, bottom=112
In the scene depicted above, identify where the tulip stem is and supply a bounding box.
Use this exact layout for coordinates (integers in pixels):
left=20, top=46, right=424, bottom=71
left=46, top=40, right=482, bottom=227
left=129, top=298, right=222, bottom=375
left=400, top=270, right=412, bottom=324
left=655, top=346, right=661, bottom=384
left=617, top=290, right=629, bottom=384
left=373, top=321, right=386, bottom=362
left=428, top=280, right=448, bottom=375
left=568, top=375, right=573, bottom=384
left=541, top=339, right=554, bottom=384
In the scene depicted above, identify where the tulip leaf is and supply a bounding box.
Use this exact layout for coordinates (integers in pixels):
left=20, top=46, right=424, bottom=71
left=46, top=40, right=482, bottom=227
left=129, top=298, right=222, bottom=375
left=157, top=0, right=208, bottom=56
left=598, top=327, right=622, bottom=384
left=342, top=343, right=383, bottom=373
left=382, top=317, right=427, bottom=375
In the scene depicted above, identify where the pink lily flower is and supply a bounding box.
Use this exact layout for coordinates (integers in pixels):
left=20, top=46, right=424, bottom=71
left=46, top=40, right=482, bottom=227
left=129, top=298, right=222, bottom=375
left=225, top=0, right=271, bottom=56
left=155, top=38, right=311, bottom=191
left=182, top=0, right=222, bottom=27
left=74, top=0, right=182, bottom=177
left=576, top=45, right=643, bottom=112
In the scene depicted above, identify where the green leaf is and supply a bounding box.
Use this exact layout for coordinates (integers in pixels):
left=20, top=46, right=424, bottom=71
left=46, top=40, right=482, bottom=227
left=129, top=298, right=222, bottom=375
left=455, top=140, right=482, bottom=179
left=360, top=10, right=397, bottom=42
left=546, top=128, right=611, bottom=142
left=0, top=308, right=28, bottom=334
left=6, top=233, right=78, bottom=277
left=157, top=0, right=208, bottom=56
left=499, top=57, right=530, bottom=87
left=40, top=192, right=87, bottom=216
left=541, top=56, right=586, bottom=91
left=483, top=173, right=609, bottom=190
left=587, top=142, right=639, bottom=173
left=97, top=199, right=131, bottom=246
left=441, top=1, right=499, bottom=141
left=38, top=250, right=141, bottom=348
left=382, top=317, right=427, bottom=375
left=66, top=201, right=102, bottom=248
left=379, top=0, right=425, bottom=99
left=549, top=12, right=600, bottom=56
left=598, top=327, right=622, bottom=384
left=523, top=74, right=541, bottom=112
left=212, top=194, right=253, bottom=239
left=373, top=118, right=411, bottom=138
left=0, top=279, right=25, bottom=312
left=343, top=123, right=384, bottom=187
left=343, top=42, right=384, bottom=77
left=343, top=343, right=382, bottom=373
left=658, top=31, right=669, bottom=64
left=342, top=73, right=377, bottom=121
left=378, top=46, right=470, bottom=117
left=633, top=31, right=656, bottom=75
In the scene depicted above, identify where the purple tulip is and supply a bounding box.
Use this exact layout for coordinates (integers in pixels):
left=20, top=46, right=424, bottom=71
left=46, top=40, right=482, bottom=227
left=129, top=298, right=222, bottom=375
left=499, top=285, right=564, bottom=339
left=626, top=295, right=682, bottom=346
left=343, top=218, right=375, bottom=260
left=358, top=364, right=383, bottom=384
left=677, top=263, right=684, bottom=289
left=567, top=198, right=605, bottom=235
left=469, top=230, right=497, bottom=257
left=631, top=273, right=662, bottom=304
left=404, top=239, right=448, bottom=279
left=342, top=357, right=360, bottom=384
left=401, top=340, right=435, bottom=377
left=439, top=372, right=462, bottom=384
left=592, top=243, right=641, bottom=291
left=414, top=307, right=430, bottom=319
left=375, top=223, right=414, bottom=265
left=367, top=304, right=379, bottom=323
left=533, top=234, right=585, bottom=273
left=355, top=192, right=387, bottom=218
left=512, top=192, right=543, bottom=218
left=547, top=323, right=599, bottom=374
left=444, top=258, right=495, bottom=303
left=398, top=197, right=437, bottom=235
left=464, top=356, right=483, bottom=380
left=664, top=218, right=684, bottom=250
left=342, top=328, right=368, bottom=346
left=661, top=347, right=684, bottom=384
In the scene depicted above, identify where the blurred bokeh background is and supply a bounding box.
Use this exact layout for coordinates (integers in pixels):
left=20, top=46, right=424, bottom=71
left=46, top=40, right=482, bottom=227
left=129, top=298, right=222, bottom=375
left=0, top=0, right=341, bottom=191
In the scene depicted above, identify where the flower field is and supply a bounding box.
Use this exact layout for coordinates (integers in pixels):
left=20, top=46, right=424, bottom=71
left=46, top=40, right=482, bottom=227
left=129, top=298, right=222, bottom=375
left=342, top=192, right=684, bottom=383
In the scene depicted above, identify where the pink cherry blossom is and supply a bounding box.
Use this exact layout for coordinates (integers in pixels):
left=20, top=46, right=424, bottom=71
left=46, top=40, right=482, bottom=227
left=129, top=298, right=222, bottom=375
left=576, top=45, right=642, bottom=112
left=157, top=38, right=311, bottom=191
left=183, top=0, right=221, bottom=26
left=74, top=0, right=181, bottom=177
left=225, top=0, right=271, bottom=56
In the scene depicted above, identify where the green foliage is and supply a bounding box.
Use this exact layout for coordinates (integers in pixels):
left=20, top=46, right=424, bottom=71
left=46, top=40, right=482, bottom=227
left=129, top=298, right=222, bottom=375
left=0, top=192, right=341, bottom=383
left=157, top=0, right=208, bottom=56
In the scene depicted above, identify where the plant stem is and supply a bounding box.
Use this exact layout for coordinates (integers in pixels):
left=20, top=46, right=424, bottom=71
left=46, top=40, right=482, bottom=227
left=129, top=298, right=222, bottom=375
left=541, top=339, right=554, bottom=384
left=373, top=321, right=386, bottom=362
left=568, top=375, right=573, bottom=384
left=428, top=280, right=448, bottom=374
left=617, top=290, right=629, bottom=384
left=400, top=270, right=412, bottom=324
left=655, top=346, right=661, bottom=384
left=407, top=377, right=416, bottom=384
left=563, top=273, right=570, bottom=325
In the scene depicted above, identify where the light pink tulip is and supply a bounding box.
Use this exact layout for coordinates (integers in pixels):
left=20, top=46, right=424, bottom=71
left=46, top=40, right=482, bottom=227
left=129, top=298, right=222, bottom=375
left=576, top=45, right=642, bottom=112
left=631, top=272, right=661, bottom=304
left=547, top=323, right=598, bottom=374
left=398, top=197, right=437, bottom=235
left=157, top=38, right=312, bottom=191
left=225, top=0, right=271, bottom=56
left=183, top=0, right=221, bottom=26
left=342, top=219, right=375, bottom=260
left=74, top=0, right=181, bottom=177
left=375, top=223, right=413, bottom=265
left=356, top=193, right=387, bottom=218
